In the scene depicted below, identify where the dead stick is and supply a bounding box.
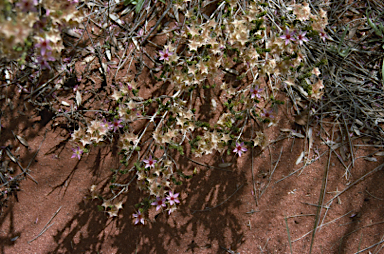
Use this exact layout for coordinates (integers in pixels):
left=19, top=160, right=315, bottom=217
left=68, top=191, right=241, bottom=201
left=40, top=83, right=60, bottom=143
left=259, top=146, right=283, bottom=199
left=250, top=121, right=258, bottom=206
left=326, top=162, right=384, bottom=206
left=140, top=2, right=172, bottom=46
left=309, top=122, right=335, bottom=254
left=293, top=210, right=353, bottom=243
left=28, top=206, right=62, bottom=243
left=6, top=147, right=38, bottom=184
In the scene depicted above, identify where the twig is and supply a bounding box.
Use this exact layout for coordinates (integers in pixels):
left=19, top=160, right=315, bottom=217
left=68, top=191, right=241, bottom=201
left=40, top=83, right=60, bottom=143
left=185, top=157, right=231, bottom=172
left=246, top=209, right=259, bottom=214
left=373, top=232, right=384, bottom=254
left=293, top=210, right=353, bottom=243
left=250, top=122, right=258, bottom=206
left=5, top=147, right=38, bottom=184
left=220, top=245, right=239, bottom=254
left=28, top=206, right=62, bottom=243
left=309, top=123, right=335, bottom=254
left=365, top=189, right=384, bottom=201
left=25, top=129, right=48, bottom=173
left=326, top=162, right=384, bottom=206
left=341, top=113, right=355, bottom=167
left=258, top=146, right=283, bottom=199
left=82, top=22, right=107, bottom=87
left=333, top=220, right=384, bottom=250
left=287, top=214, right=316, bottom=218
left=284, top=216, right=293, bottom=254
left=274, top=149, right=327, bottom=184
left=25, top=71, right=65, bottom=100
left=140, top=2, right=172, bottom=46
left=353, top=239, right=384, bottom=254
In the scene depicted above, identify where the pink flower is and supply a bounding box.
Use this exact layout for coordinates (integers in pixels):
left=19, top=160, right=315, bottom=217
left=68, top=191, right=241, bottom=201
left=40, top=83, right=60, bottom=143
left=102, top=119, right=111, bottom=131
left=143, top=155, right=157, bottom=169
left=296, top=31, right=309, bottom=46
left=250, top=86, right=263, bottom=99
left=166, top=191, right=180, bottom=206
left=151, top=197, right=166, bottom=211
left=16, top=0, right=38, bottom=12
left=261, top=109, right=274, bottom=119
left=33, top=17, right=48, bottom=32
left=35, top=38, right=52, bottom=56
left=133, top=211, right=145, bottom=225
left=280, top=29, right=296, bottom=45
left=111, top=118, right=123, bottom=132
left=233, top=142, right=247, bottom=157
left=159, top=48, right=173, bottom=61
left=168, top=205, right=177, bottom=215
left=37, top=51, right=55, bottom=69
left=71, top=147, right=83, bottom=160
left=319, top=30, right=328, bottom=42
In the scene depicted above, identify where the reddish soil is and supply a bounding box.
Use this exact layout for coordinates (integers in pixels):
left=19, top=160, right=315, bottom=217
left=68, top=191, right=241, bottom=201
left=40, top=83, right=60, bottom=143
left=1, top=93, right=384, bottom=254
left=1, top=2, right=384, bottom=254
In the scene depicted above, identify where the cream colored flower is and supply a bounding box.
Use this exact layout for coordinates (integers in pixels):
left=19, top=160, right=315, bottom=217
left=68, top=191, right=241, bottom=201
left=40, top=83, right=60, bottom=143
left=252, top=131, right=268, bottom=149
left=111, top=89, right=122, bottom=101
left=293, top=2, right=311, bottom=22
left=312, top=68, right=321, bottom=76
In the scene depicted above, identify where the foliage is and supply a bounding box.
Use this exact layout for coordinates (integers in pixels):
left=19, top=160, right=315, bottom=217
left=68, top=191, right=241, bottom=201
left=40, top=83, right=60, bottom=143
left=0, top=0, right=330, bottom=223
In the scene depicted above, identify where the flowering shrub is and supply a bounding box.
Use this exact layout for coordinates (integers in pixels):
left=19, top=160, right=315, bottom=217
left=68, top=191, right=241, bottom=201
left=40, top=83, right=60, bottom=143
left=1, top=0, right=330, bottom=224
left=0, top=0, right=83, bottom=63
left=67, top=0, right=329, bottom=223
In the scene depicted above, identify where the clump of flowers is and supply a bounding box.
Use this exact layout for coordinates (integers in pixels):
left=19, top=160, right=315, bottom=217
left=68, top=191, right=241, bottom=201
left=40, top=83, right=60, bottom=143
left=0, top=0, right=83, bottom=63
left=60, top=0, right=330, bottom=224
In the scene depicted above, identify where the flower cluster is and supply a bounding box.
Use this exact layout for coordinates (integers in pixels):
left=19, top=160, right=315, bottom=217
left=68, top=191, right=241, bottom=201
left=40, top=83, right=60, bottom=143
left=152, top=191, right=180, bottom=214
left=0, top=0, right=83, bottom=62
left=61, top=0, right=329, bottom=224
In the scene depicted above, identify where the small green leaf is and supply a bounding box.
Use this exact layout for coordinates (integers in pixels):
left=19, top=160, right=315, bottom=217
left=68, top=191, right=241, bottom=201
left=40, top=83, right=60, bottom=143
left=367, top=10, right=383, bottom=37
left=135, top=0, right=145, bottom=13
left=382, top=58, right=384, bottom=85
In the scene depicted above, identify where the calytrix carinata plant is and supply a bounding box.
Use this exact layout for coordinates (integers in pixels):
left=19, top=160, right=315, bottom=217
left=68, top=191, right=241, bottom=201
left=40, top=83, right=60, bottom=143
left=66, top=0, right=329, bottom=224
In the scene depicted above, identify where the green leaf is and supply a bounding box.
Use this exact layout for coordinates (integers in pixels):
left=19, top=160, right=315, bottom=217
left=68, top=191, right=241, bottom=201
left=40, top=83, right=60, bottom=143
left=367, top=10, right=383, bottom=37
left=135, top=0, right=145, bottom=13
left=382, top=58, right=384, bottom=85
